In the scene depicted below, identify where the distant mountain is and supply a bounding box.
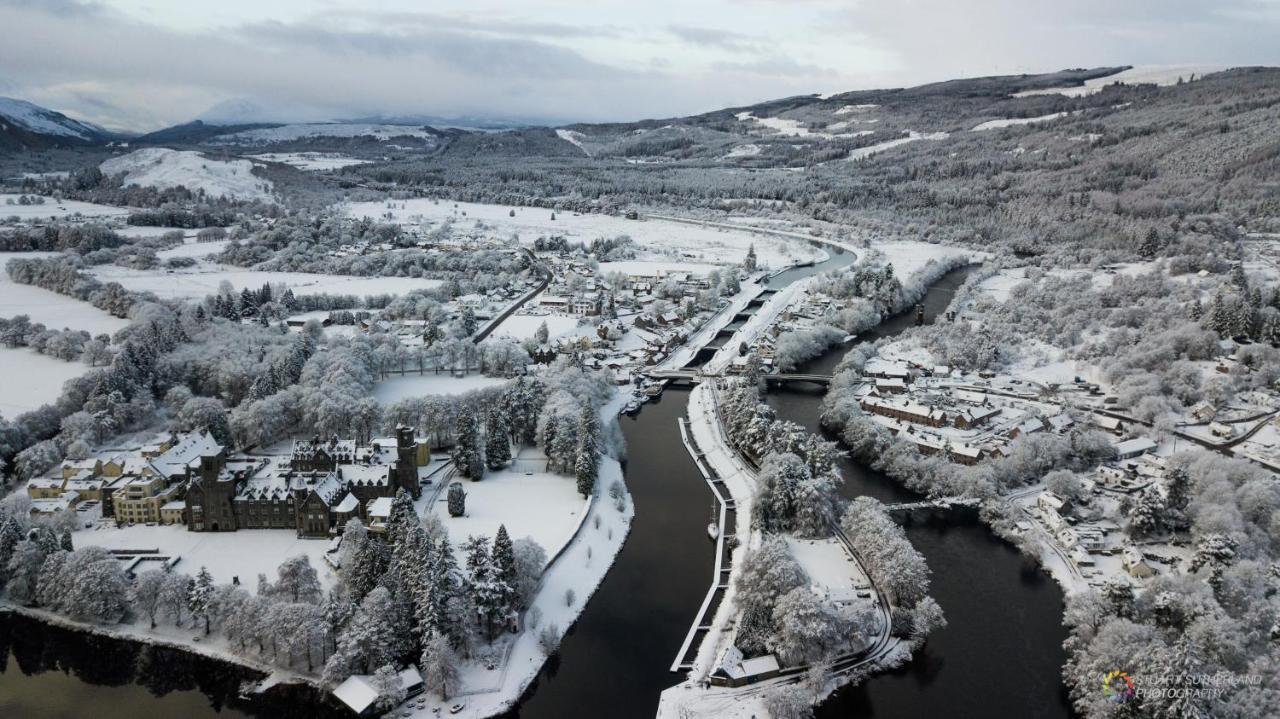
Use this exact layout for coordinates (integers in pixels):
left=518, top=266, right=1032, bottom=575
left=195, top=98, right=332, bottom=126
left=0, top=97, right=117, bottom=149
left=135, top=120, right=283, bottom=146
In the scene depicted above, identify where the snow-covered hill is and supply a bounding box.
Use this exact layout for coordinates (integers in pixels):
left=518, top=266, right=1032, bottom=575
left=100, top=148, right=275, bottom=202
left=0, top=97, right=109, bottom=142
left=206, top=122, right=442, bottom=146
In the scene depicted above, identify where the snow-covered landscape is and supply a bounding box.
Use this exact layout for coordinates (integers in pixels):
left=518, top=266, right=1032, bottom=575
left=1, top=12, right=1279, bottom=719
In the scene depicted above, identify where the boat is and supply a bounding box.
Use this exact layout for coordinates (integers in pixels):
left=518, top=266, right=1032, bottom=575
left=707, top=522, right=719, bottom=541
left=643, top=381, right=664, bottom=398
left=623, top=398, right=642, bottom=415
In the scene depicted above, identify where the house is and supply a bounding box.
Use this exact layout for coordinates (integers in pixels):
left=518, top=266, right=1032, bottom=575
left=1114, top=437, right=1157, bottom=461
left=709, top=646, right=783, bottom=687
left=1122, top=547, right=1156, bottom=578
left=1046, top=414, right=1075, bottom=433
left=1037, top=491, right=1066, bottom=515
left=112, top=474, right=182, bottom=525
left=1189, top=400, right=1217, bottom=422
left=860, top=396, right=948, bottom=428
left=1006, top=416, right=1045, bottom=437
left=332, top=665, right=424, bottom=716
left=1092, top=415, right=1124, bottom=434
left=955, top=405, right=1001, bottom=430
left=1208, top=421, right=1236, bottom=439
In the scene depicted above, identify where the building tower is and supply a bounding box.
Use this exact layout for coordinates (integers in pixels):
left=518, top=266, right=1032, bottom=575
left=395, top=426, right=422, bottom=499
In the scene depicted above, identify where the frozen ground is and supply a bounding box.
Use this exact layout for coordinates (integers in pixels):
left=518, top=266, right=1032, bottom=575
left=1, top=251, right=132, bottom=333
left=372, top=374, right=509, bottom=404
left=0, top=193, right=129, bottom=221
left=101, top=148, right=275, bottom=203
left=0, top=347, right=88, bottom=416
left=86, top=265, right=442, bottom=300
left=113, top=226, right=196, bottom=240
left=247, top=152, right=371, bottom=171
left=344, top=199, right=825, bottom=271
left=1015, top=65, right=1228, bottom=97
left=73, top=523, right=340, bottom=591
left=972, top=112, right=1068, bottom=131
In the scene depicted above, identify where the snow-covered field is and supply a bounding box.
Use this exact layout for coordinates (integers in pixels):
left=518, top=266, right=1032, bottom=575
left=86, top=265, right=442, bottom=300
left=488, top=312, right=584, bottom=342
left=112, top=226, right=195, bottom=240
left=372, top=374, right=509, bottom=404
left=874, top=240, right=981, bottom=277
left=1, top=251, right=132, bottom=333
left=0, top=193, right=129, bottom=221
left=345, top=199, right=826, bottom=271
left=156, top=239, right=230, bottom=260
left=0, top=347, right=88, bottom=416
left=972, top=112, right=1068, bottom=131
left=101, top=148, right=274, bottom=203
left=845, top=131, right=949, bottom=161
left=735, top=112, right=871, bottom=140
left=247, top=152, right=371, bottom=171
left=555, top=129, right=589, bottom=155
left=1014, top=65, right=1227, bottom=97
left=597, top=260, right=719, bottom=276
left=209, top=123, right=439, bottom=145
left=73, top=523, right=339, bottom=591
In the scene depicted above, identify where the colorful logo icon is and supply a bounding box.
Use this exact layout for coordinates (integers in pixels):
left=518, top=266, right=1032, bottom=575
left=1103, top=670, right=1135, bottom=702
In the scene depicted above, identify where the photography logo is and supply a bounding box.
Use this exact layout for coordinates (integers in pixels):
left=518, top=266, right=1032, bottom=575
left=1102, top=670, right=1135, bottom=703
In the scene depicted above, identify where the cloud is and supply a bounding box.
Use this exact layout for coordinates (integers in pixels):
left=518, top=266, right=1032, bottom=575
left=667, top=25, right=761, bottom=52
left=0, top=0, right=1276, bottom=131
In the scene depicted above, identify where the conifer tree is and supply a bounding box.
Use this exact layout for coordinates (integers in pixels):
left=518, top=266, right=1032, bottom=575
left=485, top=408, right=512, bottom=470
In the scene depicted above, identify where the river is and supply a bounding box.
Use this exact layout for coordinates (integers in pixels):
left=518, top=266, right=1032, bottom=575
left=766, top=266, right=1075, bottom=719
left=0, top=257, right=1072, bottom=719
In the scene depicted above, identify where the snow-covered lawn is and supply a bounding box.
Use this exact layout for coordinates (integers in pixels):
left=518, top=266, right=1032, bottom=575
left=372, top=374, right=509, bottom=404
left=786, top=536, right=869, bottom=593
left=430, top=462, right=585, bottom=563
left=0, top=194, right=129, bottom=221
left=72, top=523, right=340, bottom=591
left=1, top=251, right=131, bottom=334
left=86, top=265, right=442, bottom=300
left=0, top=347, right=89, bottom=416
left=487, top=312, right=583, bottom=342
left=344, top=199, right=825, bottom=271
left=101, top=148, right=275, bottom=203
left=247, top=152, right=371, bottom=171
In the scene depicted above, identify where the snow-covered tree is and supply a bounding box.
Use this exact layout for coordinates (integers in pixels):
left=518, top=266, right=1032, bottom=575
left=420, top=634, right=460, bottom=701
left=769, top=586, right=849, bottom=666
left=452, top=409, right=485, bottom=480
left=484, top=408, right=511, bottom=470
left=189, top=566, right=215, bottom=634
left=372, top=664, right=407, bottom=713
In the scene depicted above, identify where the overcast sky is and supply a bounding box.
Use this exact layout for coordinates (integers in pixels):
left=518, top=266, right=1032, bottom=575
left=1, top=0, right=1277, bottom=131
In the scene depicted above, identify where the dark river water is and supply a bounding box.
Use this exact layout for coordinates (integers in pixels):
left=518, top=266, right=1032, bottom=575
left=0, top=256, right=1072, bottom=719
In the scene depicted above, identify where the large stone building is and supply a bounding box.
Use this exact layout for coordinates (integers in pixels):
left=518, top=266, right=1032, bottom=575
left=186, top=427, right=427, bottom=538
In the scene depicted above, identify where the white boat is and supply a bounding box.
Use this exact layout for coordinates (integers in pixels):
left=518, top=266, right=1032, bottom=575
left=707, top=522, right=719, bottom=540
